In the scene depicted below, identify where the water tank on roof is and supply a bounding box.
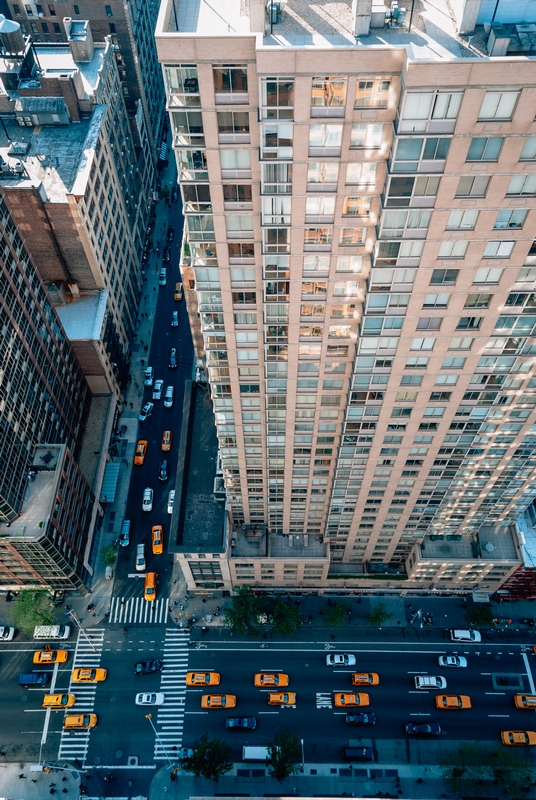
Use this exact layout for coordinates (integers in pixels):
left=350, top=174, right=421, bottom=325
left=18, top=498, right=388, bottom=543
left=0, top=16, right=25, bottom=54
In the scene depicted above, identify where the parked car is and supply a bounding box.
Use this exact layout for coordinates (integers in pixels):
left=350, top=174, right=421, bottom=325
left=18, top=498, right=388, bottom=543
left=167, top=490, right=175, bottom=515
left=159, top=267, right=167, bottom=286
left=450, top=629, right=481, bottom=643
left=159, top=459, right=169, bottom=482
left=174, top=282, right=183, bottom=301
left=143, top=367, right=154, bottom=386
left=171, top=311, right=179, bottom=327
left=153, top=380, right=164, bottom=400
left=168, top=348, right=178, bottom=369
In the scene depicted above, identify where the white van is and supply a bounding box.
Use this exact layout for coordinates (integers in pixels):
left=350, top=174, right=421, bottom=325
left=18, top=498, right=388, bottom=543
left=136, top=543, right=146, bottom=572
left=414, top=675, right=447, bottom=689
left=164, top=386, right=174, bottom=408
left=242, top=746, right=269, bottom=762
left=33, top=625, right=71, bottom=640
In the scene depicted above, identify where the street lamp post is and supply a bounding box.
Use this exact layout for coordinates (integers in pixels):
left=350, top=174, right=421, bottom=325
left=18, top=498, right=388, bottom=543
left=65, top=609, right=97, bottom=653
left=300, top=739, right=304, bottom=772
left=145, top=714, right=174, bottom=769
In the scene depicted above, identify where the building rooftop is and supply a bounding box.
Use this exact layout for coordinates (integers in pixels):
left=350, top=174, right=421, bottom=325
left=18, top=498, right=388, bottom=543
left=31, top=44, right=105, bottom=97
left=165, top=0, right=471, bottom=60
left=172, top=381, right=227, bottom=553
left=231, top=526, right=327, bottom=559
left=54, top=291, right=108, bottom=341
left=0, top=444, right=63, bottom=540
left=421, top=526, right=519, bottom=562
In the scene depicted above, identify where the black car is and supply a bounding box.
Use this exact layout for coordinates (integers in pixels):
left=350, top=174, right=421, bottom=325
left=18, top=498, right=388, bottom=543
left=159, top=459, right=169, bottom=482
left=171, top=185, right=179, bottom=202
left=163, top=246, right=171, bottom=263
left=167, top=225, right=175, bottom=242
left=346, top=712, right=376, bottom=726
left=134, top=659, right=164, bottom=675
left=168, top=348, right=178, bottom=369
left=226, top=717, right=256, bottom=730
left=405, top=722, right=441, bottom=736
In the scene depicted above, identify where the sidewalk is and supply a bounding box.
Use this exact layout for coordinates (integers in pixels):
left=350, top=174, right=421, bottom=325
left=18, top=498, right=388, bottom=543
left=0, top=762, right=81, bottom=798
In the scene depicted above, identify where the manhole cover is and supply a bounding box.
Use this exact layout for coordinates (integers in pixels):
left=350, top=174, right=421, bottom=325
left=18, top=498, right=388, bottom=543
left=115, top=750, right=123, bottom=759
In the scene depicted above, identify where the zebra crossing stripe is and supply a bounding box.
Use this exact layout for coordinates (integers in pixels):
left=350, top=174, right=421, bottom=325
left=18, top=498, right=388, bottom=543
left=152, top=629, right=190, bottom=760
left=109, top=596, right=169, bottom=624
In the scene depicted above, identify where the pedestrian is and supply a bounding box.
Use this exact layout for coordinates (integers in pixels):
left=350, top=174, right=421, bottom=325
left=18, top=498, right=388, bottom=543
left=140, top=339, right=144, bottom=345
left=31, top=779, right=37, bottom=783
left=130, top=402, right=133, bottom=409
left=19, top=774, right=26, bottom=779
left=123, top=627, right=128, bottom=633
left=408, top=604, right=412, bottom=609
left=49, top=783, right=56, bottom=787
left=62, top=777, right=67, bottom=782
left=50, top=791, right=56, bottom=796
left=62, top=790, right=68, bottom=794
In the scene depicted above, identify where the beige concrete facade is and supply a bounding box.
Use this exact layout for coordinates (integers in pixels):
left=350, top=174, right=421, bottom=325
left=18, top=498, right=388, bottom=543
left=156, top=0, right=536, bottom=594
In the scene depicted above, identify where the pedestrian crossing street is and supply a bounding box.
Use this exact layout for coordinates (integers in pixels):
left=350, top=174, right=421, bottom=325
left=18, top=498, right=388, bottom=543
left=58, top=628, right=105, bottom=762
left=154, top=628, right=189, bottom=761
left=109, top=595, right=169, bottom=625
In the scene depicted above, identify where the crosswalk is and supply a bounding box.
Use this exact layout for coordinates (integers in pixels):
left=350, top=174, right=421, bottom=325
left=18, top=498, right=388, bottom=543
left=153, top=629, right=190, bottom=760
left=109, top=595, right=169, bottom=625
left=57, top=628, right=105, bottom=762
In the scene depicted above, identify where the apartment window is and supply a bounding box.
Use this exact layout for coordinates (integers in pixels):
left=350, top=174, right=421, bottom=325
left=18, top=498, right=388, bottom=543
left=406, top=357, right=429, bottom=368
left=455, top=176, right=489, bottom=197
left=478, top=91, right=519, bottom=120
left=446, top=209, right=479, bottom=230
left=457, top=316, right=482, bottom=330
left=423, top=407, right=445, bottom=417
left=213, top=65, right=248, bottom=100
left=173, top=111, right=204, bottom=146
left=336, top=255, right=363, bottom=273
left=370, top=268, right=415, bottom=289
left=105, top=4, right=112, bottom=16
left=401, top=375, right=422, bottom=386
left=442, top=357, right=465, bottom=368
left=350, top=123, right=383, bottom=148
left=380, top=209, right=431, bottom=237
left=306, top=196, right=335, bottom=218
left=466, top=137, right=503, bottom=161
left=307, top=162, right=339, bottom=187
left=399, top=91, right=462, bottom=132
left=261, top=78, right=294, bottom=119
left=264, top=228, right=290, bottom=253
left=449, top=337, right=474, bottom=350
left=309, top=124, right=343, bottom=152
left=228, top=242, right=254, bottom=261
left=263, top=196, right=291, bottom=224
left=48, top=3, right=56, bottom=14
left=13, top=4, right=21, bottom=15
left=375, top=240, right=423, bottom=265
left=262, top=162, right=292, bottom=194
left=311, top=77, right=347, bottom=109
left=494, top=209, right=527, bottom=229
left=430, top=269, right=458, bottom=285
left=474, top=267, right=503, bottom=285
left=303, top=255, right=330, bottom=272
left=73, top=4, right=79, bottom=13
left=397, top=391, right=418, bottom=402
left=304, top=228, right=332, bottom=248
left=183, top=184, right=212, bottom=212
left=520, top=137, right=536, bottom=160
left=343, top=196, right=371, bottom=216
left=506, top=175, right=536, bottom=196
left=435, top=374, right=458, bottom=385
left=301, top=303, right=324, bottom=318
left=483, top=241, right=514, bottom=258
left=346, top=162, right=377, bottom=186
left=188, top=215, right=215, bottom=241
left=355, top=79, right=390, bottom=108
left=25, top=4, right=33, bottom=14
left=217, top=111, right=249, bottom=139
left=392, top=137, right=450, bottom=171
left=224, top=184, right=252, bottom=204
left=385, top=176, right=440, bottom=207
left=261, top=123, right=292, bottom=159
left=226, top=215, right=253, bottom=238
left=465, top=294, right=490, bottom=308
left=52, top=21, right=60, bottom=32
left=367, top=294, right=409, bottom=312
left=340, top=228, right=365, bottom=246
left=411, top=338, right=435, bottom=350
left=417, top=317, right=442, bottom=331
left=423, top=293, right=449, bottom=308
left=41, top=20, right=48, bottom=31
left=438, top=240, right=468, bottom=259
left=165, top=66, right=199, bottom=107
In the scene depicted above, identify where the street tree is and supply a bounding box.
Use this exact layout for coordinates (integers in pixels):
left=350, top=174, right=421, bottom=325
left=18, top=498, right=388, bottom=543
left=101, top=544, right=117, bottom=567
left=223, top=586, right=262, bottom=637
left=270, top=595, right=303, bottom=636
left=321, top=601, right=348, bottom=628
left=183, top=733, right=232, bottom=783
left=492, top=745, right=535, bottom=798
left=438, top=742, right=491, bottom=797
left=465, top=605, right=493, bottom=627
left=12, top=590, right=55, bottom=637
left=266, top=728, right=302, bottom=783
left=366, top=601, right=393, bottom=627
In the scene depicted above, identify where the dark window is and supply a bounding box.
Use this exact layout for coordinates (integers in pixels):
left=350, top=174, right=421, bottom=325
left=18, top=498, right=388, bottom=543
left=52, top=21, right=61, bottom=32
left=217, top=111, right=249, bottom=134
left=430, top=269, right=458, bottom=285
left=73, top=4, right=79, bottom=13
left=13, top=4, right=21, bottom=15
left=41, top=20, right=48, bottom=32
left=105, top=4, right=113, bottom=16
left=48, top=4, right=56, bottom=15
left=109, top=22, right=116, bottom=33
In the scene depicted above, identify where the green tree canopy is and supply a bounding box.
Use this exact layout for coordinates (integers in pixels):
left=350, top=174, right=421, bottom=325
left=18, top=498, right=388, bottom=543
left=321, top=601, right=348, bottom=628
left=366, top=601, right=393, bottom=627
left=101, top=544, right=117, bottom=567
left=438, top=741, right=535, bottom=799
left=223, top=586, right=263, bottom=637
left=465, top=605, right=493, bottom=627
left=12, top=590, right=55, bottom=637
left=182, top=733, right=232, bottom=783
left=270, top=596, right=303, bottom=636
left=266, top=727, right=302, bottom=783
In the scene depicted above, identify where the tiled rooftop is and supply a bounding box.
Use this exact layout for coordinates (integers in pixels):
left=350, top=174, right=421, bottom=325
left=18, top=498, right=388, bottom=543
left=421, top=526, right=519, bottom=562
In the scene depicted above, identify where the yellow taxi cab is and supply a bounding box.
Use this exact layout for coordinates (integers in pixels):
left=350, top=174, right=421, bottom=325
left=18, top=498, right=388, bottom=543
left=33, top=649, right=69, bottom=665
left=502, top=730, right=536, bottom=746
left=352, top=673, right=379, bottom=686
left=144, top=571, right=157, bottom=602
left=72, top=668, right=107, bottom=683
left=134, top=440, right=148, bottom=465
left=435, top=694, right=471, bottom=709
left=63, top=713, right=97, bottom=730
left=151, top=525, right=164, bottom=555
left=514, top=695, right=536, bottom=709
left=162, top=431, right=172, bottom=451
left=201, top=694, right=236, bottom=709
left=174, top=282, right=183, bottom=301
left=268, top=692, right=296, bottom=706
left=334, top=692, right=370, bottom=708
left=254, top=673, right=289, bottom=687
left=42, top=693, right=76, bottom=709
left=186, top=672, right=221, bottom=687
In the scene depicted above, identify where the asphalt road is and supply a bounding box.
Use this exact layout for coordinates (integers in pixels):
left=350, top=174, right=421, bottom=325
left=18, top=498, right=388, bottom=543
left=114, top=195, right=192, bottom=604
left=182, top=639, right=536, bottom=763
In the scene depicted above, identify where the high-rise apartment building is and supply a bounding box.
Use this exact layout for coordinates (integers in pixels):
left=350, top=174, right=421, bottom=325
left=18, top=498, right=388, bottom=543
left=157, top=0, right=536, bottom=593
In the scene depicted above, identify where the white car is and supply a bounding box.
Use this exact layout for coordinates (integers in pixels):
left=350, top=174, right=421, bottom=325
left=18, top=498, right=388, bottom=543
left=138, top=402, right=154, bottom=423
left=142, top=488, right=153, bottom=512
left=438, top=655, right=468, bottom=668
left=135, top=692, right=165, bottom=706
left=153, top=380, right=164, bottom=400
left=0, top=626, right=15, bottom=641
left=167, top=489, right=175, bottom=515
left=164, top=386, right=174, bottom=409
left=450, top=629, right=481, bottom=643
left=143, top=367, right=154, bottom=387
left=326, top=653, right=356, bottom=667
